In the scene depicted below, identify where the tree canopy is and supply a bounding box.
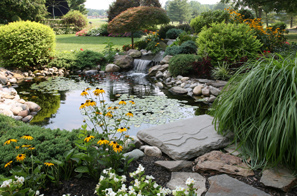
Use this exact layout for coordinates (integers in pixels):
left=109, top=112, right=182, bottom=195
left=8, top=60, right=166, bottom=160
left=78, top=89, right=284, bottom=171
left=107, top=0, right=161, bottom=22
left=167, top=0, right=191, bottom=24
left=108, top=6, right=169, bottom=47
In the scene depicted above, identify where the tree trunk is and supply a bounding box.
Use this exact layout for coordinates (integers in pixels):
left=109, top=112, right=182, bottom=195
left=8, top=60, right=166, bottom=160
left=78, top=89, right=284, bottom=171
left=131, top=32, right=134, bottom=49
left=291, top=16, right=293, bottom=28
left=258, top=7, right=262, bottom=19
left=265, top=12, right=268, bottom=27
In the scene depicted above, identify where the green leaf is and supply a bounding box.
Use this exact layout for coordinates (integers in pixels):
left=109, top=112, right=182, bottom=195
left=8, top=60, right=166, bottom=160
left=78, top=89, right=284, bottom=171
left=75, top=166, right=89, bottom=173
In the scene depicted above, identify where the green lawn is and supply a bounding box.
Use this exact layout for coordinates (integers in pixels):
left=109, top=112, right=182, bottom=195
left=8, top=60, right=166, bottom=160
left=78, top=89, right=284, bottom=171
left=88, top=18, right=108, bottom=28
left=55, top=34, right=139, bottom=53
left=285, top=31, right=297, bottom=43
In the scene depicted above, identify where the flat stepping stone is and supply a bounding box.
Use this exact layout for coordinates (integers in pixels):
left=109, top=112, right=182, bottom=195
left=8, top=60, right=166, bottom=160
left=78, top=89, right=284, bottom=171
left=166, top=172, right=206, bottom=196
left=155, top=160, right=193, bottom=171
left=206, top=174, right=270, bottom=196
left=260, top=166, right=296, bottom=192
left=137, top=115, right=231, bottom=160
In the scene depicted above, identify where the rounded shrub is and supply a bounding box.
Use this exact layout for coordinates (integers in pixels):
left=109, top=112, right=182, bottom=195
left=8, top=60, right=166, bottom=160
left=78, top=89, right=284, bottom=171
left=176, top=24, right=192, bottom=32
left=169, top=54, right=200, bottom=76
left=75, top=50, right=106, bottom=70
left=197, top=22, right=262, bottom=62
left=158, top=24, right=175, bottom=39
left=62, top=10, right=88, bottom=30
left=0, top=21, right=55, bottom=69
left=179, top=40, right=197, bottom=54
left=166, top=28, right=184, bottom=39
left=164, top=45, right=181, bottom=56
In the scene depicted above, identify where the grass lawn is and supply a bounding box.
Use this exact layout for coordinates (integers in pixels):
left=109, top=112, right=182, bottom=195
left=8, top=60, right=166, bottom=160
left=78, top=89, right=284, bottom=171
left=285, top=31, right=297, bottom=43
left=55, top=34, right=139, bottom=53
left=88, top=18, right=108, bottom=28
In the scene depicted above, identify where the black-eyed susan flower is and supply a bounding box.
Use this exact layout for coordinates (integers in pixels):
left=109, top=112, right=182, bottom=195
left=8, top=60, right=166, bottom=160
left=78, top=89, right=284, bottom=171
left=113, top=145, right=123, bottom=153
left=119, top=100, right=126, bottom=105
left=44, top=162, right=54, bottom=167
left=28, top=147, right=35, bottom=150
left=95, top=111, right=102, bottom=115
left=93, top=88, right=105, bottom=96
left=129, top=100, right=135, bottom=104
left=105, top=112, right=113, bottom=118
left=107, top=106, right=113, bottom=110
left=15, top=146, right=20, bottom=149
left=85, top=87, right=91, bottom=91
left=113, top=106, right=118, bottom=110
left=22, top=144, right=31, bottom=148
left=84, top=135, right=95, bottom=143
left=16, top=154, right=26, bottom=162
left=21, top=135, right=33, bottom=140
left=117, top=127, right=127, bottom=133
left=79, top=103, right=86, bottom=110
left=4, top=161, right=12, bottom=168
left=125, top=135, right=130, bottom=138
left=4, top=138, right=17, bottom=145
left=109, top=141, right=117, bottom=147
left=90, top=101, right=96, bottom=106
left=97, top=138, right=109, bottom=145
left=80, top=90, right=88, bottom=96
left=126, top=111, right=133, bottom=117
left=85, top=100, right=91, bottom=107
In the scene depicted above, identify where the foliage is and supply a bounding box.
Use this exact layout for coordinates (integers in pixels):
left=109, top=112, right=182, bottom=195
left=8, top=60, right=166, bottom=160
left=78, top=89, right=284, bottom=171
left=75, top=50, right=106, bottom=70
left=179, top=40, right=198, bottom=54
left=140, top=31, right=162, bottom=53
left=213, top=53, right=297, bottom=169
left=86, top=27, right=103, bottom=36
left=122, top=44, right=132, bottom=51
left=134, top=40, right=148, bottom=50
left=107, top=0, right=161, bottom=22
left=62, top=10, right=88, bottom=30
left=108, top=6, right=169, bottom=48
left=146, top=41, right=162, bottom=54
left=192, top=56, right=213, bottom=78
left=0, top=0, right=47, bottom=23
left=47, top=50, right=77, bottom=69
left=176, top=24, right=192, bottom=33
left=98, top=24, right=109, bottom=36
left=0, top=21, right=55, bottom=70
left=238, top=9, right=254, bottom=20
left=0, top=175, right=33, bottom=196
left=67, top=0, right=87, bottom=14
left=166, top=28, right=184, bottom=39
left=102, top=41, right=120, bottom=64
left=169, top=54, right=200, bottom=76
left=164, top=45, right=182, bottom=56
left=227, top=8, right=287, bottom=51
left=197, top=22, right=262, bottom=62
left=211, top=62, right=232, bottom=80
left=190, top=10, right=230, bottom=33
left=158, top=24, right=176, bottom=39
left=271, top=22, right=287, bottom=31
left=167, top=0, right=191, bottom=24
left=77, top=87, right=135, bottom=179
left=95, top=165, right=197, bottom=196
left=171, top=32, right=197, bottom=46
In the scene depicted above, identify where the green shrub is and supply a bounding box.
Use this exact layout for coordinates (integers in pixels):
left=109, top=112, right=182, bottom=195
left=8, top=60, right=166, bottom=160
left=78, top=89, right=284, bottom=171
left=0, top=21, right=55, bottom=69
left=134, top=40, right=147, bottom=50
left=0, top=114, right=78, bottom=175
left=176, top=32, right=197, bottom=45
left=176, top=24, right=192, bottom=32
left=166, top=28, right=184, bottom=39
left=213, top=54, right=297, bottom=169
left=86, top=27, right=102, bottom=36
left=62, top=10, right=88, bottom=30
left=238, top=9, right=254, bottom=20
left=75, top=50, right=106, bottom=70
left=211, top=62, right=232, bottom=80
left=197, top=22, right=262, bottom=62
left=158, top=24, right=176, bottom=39
left=169, top=54, right=200, bottom=76
left=179, top=40, right=197, bottom=54
left=98, top=24, right=109, bottom=36
left=146, top=41, right=161, bottom=54
left=164, top=45, right=181, bottom=56
left=48, top=51, right=76, bottom=68
left=190, top=10, right=229, bottom=33
left=271, top=22, right=287, bottom=31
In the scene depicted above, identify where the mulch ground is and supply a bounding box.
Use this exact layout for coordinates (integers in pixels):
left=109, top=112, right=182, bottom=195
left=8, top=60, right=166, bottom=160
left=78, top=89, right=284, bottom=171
left=42, top=154, right=297, bottom=196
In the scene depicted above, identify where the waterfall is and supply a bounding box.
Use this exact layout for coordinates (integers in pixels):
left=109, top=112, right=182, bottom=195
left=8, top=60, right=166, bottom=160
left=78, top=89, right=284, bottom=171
left=133, top=59, right=152, bottom=72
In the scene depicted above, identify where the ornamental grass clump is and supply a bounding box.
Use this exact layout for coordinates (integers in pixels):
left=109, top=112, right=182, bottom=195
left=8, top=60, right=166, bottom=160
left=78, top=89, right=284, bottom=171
left=213, top=53, right=297, bottom=169
left=77, top=87, right=135, bottom=179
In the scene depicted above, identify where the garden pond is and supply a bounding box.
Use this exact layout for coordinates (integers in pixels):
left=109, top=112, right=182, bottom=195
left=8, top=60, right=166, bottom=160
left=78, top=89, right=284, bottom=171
left=15, top=70, right=211, bottom=136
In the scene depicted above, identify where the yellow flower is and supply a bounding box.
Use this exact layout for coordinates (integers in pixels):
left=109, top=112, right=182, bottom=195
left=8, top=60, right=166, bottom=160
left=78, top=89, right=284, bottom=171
left=126, top=111, right=133, bottom=117
left=16, top=154, right=26, bottom=162
left=4, top=161, right=13, bottom=168
left=22, top=144, right=31, bottom=148
left=15, top=146, right=20, bottom=149
left=117, top=127, right=127, bottom=133
left=90, top=100, right=96, bottom=106
left=119, top=100, right=126, bottom=105
left=97, top=138, right=109, bottom=145
left=85, top=87, right=91, bottom=91
left=84, top=135, right=95, bottom=143
left=129, top=100, right=135, bottom=104
left=79, top=103, right=86, bottom=110
left=85, top=100, right=91, bottom=107
left=95, top=111, right=102, bottom=115
left=93, top=88, right=105, bottom=96
left=44, top=162, right=54, bottom=167
left=80, top=90, right=88, bottom=96
left=107, top=106, right=113, bottom=110
left=113, top=106, right=119, bottom=110
left=21, top=135, right=33, bottom=140
left=113, top=145, right=123, bottom=153
left=105, top=112, right=113, bottom=118
left=28, top=147, right=35, bottom=150
left=4, top=138, right=17, bottom=145
left=125, top=135, right=130, bottom=138
left=109, top=141, right=117, bottom=147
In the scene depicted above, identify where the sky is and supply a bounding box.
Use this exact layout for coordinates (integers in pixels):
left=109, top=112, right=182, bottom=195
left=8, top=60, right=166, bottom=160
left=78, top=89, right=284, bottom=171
left=84, top=0, right=220, bottom=10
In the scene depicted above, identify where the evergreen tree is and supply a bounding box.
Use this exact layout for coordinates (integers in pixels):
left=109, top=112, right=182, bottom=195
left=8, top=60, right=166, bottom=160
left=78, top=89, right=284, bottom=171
left=167, top=0, right=190, bottom=24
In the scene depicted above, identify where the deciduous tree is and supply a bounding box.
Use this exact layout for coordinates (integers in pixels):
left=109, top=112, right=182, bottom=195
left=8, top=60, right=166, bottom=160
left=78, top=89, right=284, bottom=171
left=108, top=6, right=170, bottom=48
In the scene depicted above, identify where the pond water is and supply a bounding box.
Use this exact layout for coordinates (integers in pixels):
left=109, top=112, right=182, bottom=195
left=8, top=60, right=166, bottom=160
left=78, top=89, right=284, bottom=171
left=15, top=63, right=210, bottom=135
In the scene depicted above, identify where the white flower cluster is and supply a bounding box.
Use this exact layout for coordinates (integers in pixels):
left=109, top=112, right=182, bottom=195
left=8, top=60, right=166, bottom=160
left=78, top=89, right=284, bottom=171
left=0, top=176, right=25, bottom=188
left=129, top=164, right=144, bottom=178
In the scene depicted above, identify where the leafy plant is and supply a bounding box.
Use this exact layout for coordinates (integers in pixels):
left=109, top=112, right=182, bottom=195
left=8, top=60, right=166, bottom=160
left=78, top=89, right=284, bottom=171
left=164, top=45, right=181, bottom=56
left=158, top=24, right=176, bottom=39
left=0, top=21, right=55, bottom=69
left=134, top=40, right=147, bottom=50
left=169, top=54, right=200, bottom=76
left=197, top=22, right=262, bottom=62
left=62, top=10, right=88, bottom=30
left=176, top=24, right=192, bottom=33
left=75, top=50, right=106, bottom=70
left=213, top=53, right=297, bottom=169
left=211, top=62, right=232, bottom=80
left=48, top=51, right=76, bottom=69
left=166, top=28, right=184, bottom=39
left=179, top=40, right=197, bottom=54
left=192, top=56, right=213, bottom=78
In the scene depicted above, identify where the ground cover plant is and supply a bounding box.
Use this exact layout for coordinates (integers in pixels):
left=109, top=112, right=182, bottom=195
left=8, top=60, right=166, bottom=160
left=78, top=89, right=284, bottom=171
left=213, top=53, right=297, bottom=169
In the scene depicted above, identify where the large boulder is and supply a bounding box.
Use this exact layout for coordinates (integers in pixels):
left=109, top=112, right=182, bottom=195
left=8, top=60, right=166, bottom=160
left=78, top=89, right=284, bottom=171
left=127, top=49, right=142, bottom=58
left=25, top=101, right=41, bottom=112
left=148, top=65, right=162, bottom=76
left=160, top=55, right=173, bottom=65
left=169, top=86, right=188, bottom=95
left=105, top=64, right=120, bottom=72
left=114, top=55, right=133, bottom=69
